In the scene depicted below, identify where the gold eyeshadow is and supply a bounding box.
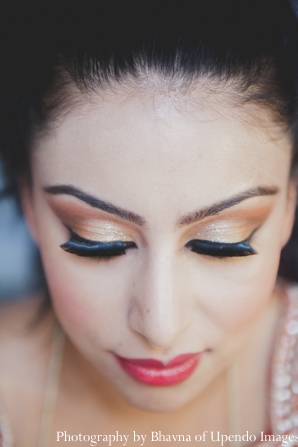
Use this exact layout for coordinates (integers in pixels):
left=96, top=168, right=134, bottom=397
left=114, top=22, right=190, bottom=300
left=184, top=199, right=274, bottom=244
left=47, top=192, right=275, bottom=245
left=65, top=221, right=132, bottom=242
left=47, top=196, right=135, bottom=242
left=192, top=220, right=257, bottom=243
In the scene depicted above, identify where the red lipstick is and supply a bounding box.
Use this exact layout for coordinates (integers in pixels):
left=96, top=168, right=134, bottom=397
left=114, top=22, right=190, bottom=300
left=114, top=353, right=202, bottom=386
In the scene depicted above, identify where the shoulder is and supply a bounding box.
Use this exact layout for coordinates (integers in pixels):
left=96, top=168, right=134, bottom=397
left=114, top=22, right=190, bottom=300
left=0, top=294, right=55, bottom=363
left=0, top=295, right=55, bottom=444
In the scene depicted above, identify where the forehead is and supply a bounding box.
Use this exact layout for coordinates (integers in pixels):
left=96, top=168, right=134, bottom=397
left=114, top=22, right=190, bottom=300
left=33, top=85, right=292, bottom=217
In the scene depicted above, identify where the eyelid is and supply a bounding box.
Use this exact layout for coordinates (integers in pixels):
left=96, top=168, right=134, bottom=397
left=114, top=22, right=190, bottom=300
left=59, top=217, right=135, bottom=242
left=188, top=215, right=263, bottom=243
left=182, top=198, right=275, bottom=246
left=64, top=226, right=135, bottom=245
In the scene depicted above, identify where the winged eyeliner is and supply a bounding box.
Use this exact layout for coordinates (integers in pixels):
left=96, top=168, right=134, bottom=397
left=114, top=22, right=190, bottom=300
left=186, top=238, right=256, bottom=258
left=61, top=230, right=256, bottom=259
left=61, top=230, right=137, bottom=258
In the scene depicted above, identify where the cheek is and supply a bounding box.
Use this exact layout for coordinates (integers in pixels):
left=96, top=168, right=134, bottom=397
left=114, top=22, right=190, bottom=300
left=44, top=263, right=93, bottom=332
left=39, top=242, right=133, bottom=351
left=194, top=250, right=280, bottom=339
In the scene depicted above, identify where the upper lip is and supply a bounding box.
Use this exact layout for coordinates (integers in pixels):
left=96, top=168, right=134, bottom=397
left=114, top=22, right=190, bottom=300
left=114, top=353, right=201, bottom=368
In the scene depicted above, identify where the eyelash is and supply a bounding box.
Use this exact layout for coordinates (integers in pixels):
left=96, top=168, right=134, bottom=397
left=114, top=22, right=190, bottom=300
left=60, top=231, right=137, bottom=258
left=61, top=230, right=256, bottom=259
left=185, top=237, right=256, bottom=258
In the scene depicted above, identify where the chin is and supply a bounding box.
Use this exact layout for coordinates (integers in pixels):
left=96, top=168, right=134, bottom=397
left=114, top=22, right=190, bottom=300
left=117, top=383, right=198, bottom=413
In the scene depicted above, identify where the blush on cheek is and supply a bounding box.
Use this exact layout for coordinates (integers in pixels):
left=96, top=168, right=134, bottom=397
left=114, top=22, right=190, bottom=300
left=41, top=255, right=126, bottom=360
left=204, top=264, right=279, bottom=336
left=42, top=261, right=92, bottom=333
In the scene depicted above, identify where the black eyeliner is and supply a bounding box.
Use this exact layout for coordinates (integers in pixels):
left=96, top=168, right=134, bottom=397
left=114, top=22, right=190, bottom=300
left=61, top=230, right=137, bottom=258
left=186, top=238, right=256, bottom=258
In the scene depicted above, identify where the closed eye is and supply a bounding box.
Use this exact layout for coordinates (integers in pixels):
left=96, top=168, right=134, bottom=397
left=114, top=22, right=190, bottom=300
left=60, top=230, right=137, bottom=258
left=185, top=237, right=256, bottom=258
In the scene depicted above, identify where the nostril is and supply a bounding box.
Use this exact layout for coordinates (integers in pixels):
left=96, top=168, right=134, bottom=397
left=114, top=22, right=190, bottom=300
left=130, top=313, right=183, bottom=350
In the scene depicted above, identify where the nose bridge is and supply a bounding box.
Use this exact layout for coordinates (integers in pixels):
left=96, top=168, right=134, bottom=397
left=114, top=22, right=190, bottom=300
left=128, top=244, right=186, bottom=350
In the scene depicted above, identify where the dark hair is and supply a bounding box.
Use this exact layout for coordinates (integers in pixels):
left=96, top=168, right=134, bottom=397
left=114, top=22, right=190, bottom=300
left=1, top=0, right=298, bottom=279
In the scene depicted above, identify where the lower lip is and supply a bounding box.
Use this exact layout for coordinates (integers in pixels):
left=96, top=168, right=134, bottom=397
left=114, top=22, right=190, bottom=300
left=114, top=353, right=203, bottom=386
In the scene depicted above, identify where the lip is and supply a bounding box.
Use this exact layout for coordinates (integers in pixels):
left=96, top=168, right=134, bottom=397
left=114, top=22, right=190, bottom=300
left=114, top=352, right=203, bottom=386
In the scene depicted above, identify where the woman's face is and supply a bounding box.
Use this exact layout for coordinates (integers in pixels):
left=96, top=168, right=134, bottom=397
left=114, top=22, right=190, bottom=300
left=26, top=82, right=295, bottom=412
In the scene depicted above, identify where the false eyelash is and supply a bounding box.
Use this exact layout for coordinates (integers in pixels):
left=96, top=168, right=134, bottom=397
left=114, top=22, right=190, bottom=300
left=60, top=230, right=137, bottom=258
left=185, top=238, right=256, bottom=258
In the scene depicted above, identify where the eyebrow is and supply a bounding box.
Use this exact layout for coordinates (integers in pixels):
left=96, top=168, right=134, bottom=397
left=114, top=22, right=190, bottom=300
left=44, top=184, right=278, bottom=228
left=44, top=184, right=146, bottom=226
left=178, top=186, right=278, bottom=226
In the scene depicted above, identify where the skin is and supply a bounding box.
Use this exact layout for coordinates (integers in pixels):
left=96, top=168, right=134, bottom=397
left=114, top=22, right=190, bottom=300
left=4, top=81, right=297, bottom=445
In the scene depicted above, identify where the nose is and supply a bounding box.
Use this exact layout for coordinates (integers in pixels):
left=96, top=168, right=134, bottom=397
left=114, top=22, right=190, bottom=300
left=127, top=246, right=189, bottom=350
